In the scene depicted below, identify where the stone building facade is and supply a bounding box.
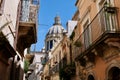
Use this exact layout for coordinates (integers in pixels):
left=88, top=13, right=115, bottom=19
left=36, top=0, right=120, bottom=80
left=0, top=0, right=39, bottom=80
left=0, top=0, right=19, bottom=80
left=72, top=0, right=120, bottom=80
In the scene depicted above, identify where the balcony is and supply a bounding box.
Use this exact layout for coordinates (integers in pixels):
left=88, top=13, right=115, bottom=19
left=15, top=0, right=38, bottom=56
left=16, top=21, right=37, bottom=56
left=59, top=62, right=76, bottom=80
left=75, top=6, right=120, bottom=61
left=49, top=57, right=66, bottom=75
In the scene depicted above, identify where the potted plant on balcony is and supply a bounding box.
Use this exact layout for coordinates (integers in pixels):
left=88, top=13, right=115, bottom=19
left=104, top=2, right=117, bottom=14
left=87, top=52, right=95, bottom=64
left=24, top=60, right=30, bottom=73
left=79, top=58, right=86, bottom=67
left=59, top=63, right=76, bottom=80
left=105, top=6, right=117, bottom=14
left=74, top=40, right=82, bottom=47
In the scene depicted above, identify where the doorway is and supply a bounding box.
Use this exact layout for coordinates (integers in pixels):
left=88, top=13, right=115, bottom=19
left=108, top=67, right=120, bottom=80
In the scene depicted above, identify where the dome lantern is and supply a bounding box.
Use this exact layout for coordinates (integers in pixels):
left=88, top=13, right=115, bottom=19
left=54, top=16, right=61, bottom=25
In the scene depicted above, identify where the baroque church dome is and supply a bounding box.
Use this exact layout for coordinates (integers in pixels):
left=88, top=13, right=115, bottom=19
left=45, top=16, right=66, bottom=51
left=47, top=16, right=66, bottom=35
left=47, top=25, right=64, bottom=35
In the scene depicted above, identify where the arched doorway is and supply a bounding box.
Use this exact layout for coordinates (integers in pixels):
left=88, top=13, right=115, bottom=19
left=88, top=75, right=95, bottom=80
left=108, top=67, right=120, bottom=80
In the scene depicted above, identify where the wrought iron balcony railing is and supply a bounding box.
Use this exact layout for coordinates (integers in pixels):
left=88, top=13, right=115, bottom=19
left=49, top=57, right=67, bottom=75
left=75, top=6, right=119, bottom=59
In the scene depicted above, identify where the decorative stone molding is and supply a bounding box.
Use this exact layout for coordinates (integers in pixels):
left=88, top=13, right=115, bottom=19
left=86, top=71, right=97, bottom=80
left=104, top=38, right=120, bottom=49
left=105, top=60, right=120, bottom=80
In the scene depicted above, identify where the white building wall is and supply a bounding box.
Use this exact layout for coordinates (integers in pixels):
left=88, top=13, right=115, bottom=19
left=0, top=0, right=20, bottom=47
left=67, top=20, right=77, bottom=37
left=28, top=52, right=46, bottom=80
left=33, top=53, right=45, bottom=74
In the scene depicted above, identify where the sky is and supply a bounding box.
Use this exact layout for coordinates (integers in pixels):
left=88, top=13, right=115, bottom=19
left=31, top=0, right=77, bottom=51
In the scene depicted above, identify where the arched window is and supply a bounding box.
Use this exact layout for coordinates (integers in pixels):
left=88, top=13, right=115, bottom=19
left=108, top=67, right=120, bottom=80
left=46, top=41, right=49, bottom=51
left=46, top=40, right=53, bottom=51
left=88, top=75, right=95, bottom=80
left=50, top=40, right=53, bottom=49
